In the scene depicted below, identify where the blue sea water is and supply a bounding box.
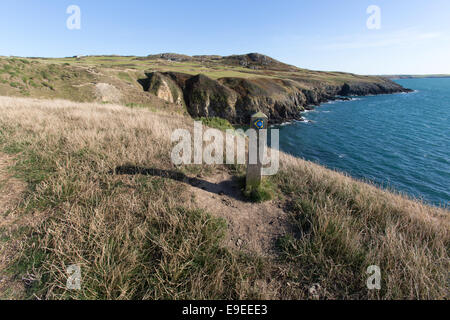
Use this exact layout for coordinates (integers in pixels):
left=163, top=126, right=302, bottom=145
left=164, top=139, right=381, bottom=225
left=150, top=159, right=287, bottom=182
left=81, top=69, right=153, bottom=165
left=275, top=78, right=450, bottom=207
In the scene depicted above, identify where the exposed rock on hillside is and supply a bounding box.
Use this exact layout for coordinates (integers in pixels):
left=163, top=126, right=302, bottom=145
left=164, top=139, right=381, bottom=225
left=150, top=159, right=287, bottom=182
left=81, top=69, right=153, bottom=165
left=95, top=83, right=122, bottom=103
left=183, top=74, right=238, bottom=120
left=337, top=81, right=407, bottom=96
left=140, top=71, right=411, bottom=124
left=139, top=72, right=184, bottom=106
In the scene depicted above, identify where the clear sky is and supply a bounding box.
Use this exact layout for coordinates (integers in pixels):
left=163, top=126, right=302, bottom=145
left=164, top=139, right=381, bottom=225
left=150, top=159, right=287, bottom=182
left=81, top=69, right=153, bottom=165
left=1, top=0, right=449, bottom=75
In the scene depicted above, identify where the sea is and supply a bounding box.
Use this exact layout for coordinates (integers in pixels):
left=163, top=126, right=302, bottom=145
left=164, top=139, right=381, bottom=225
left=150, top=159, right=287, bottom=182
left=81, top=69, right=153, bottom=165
left=275, top=78, right=450, bottom=207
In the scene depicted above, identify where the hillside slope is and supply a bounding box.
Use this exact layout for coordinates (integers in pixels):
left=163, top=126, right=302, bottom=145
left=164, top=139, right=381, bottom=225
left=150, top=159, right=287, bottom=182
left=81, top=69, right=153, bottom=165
left=0, top=96, right=448, bottom=300
left=0, top=54, right=410, bottom=124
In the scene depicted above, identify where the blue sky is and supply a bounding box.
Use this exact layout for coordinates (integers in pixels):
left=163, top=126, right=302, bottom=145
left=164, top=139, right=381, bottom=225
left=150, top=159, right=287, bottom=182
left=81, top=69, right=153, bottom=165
left=1, top=0, right=449, bottom=74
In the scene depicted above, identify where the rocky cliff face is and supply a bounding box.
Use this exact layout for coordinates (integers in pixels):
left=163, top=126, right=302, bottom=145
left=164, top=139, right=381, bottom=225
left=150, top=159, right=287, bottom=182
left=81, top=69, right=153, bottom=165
left=140, top=71, right=411, bottom=124
left=139, top=72, right=184, bottom=107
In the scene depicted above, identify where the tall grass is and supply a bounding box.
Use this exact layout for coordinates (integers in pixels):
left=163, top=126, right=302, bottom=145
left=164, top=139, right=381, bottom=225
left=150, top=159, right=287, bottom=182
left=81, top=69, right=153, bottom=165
left=0, top=97, right=269, bottom=299
left=0, top=96, right=448, bottom=300
left=273, top=153, right=449, bottom=299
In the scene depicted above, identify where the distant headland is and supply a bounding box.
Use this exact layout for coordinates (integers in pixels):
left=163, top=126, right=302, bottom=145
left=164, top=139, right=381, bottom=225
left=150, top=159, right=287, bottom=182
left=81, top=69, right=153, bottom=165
left=0, top=53, right=412, bottom=124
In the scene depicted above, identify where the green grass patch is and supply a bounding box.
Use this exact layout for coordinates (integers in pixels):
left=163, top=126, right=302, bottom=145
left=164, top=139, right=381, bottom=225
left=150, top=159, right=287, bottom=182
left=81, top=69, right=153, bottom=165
left=197, top=117, right=234, bottom=131
left=117, top=71, right=133, bottom=83
left=238, top=175, right=275, bottom=202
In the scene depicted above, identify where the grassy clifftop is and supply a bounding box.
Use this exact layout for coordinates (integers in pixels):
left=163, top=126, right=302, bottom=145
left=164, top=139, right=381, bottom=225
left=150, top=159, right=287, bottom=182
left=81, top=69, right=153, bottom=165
left=0, top=54, right=444, bottom=300
left=0, top=53, right=410, bottom=124
left=0, top=96, right=447, bottom=300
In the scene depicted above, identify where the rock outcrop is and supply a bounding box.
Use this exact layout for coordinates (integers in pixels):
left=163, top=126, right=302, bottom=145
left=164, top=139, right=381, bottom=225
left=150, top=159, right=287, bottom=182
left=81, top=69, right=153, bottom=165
left=139, top=72, right=184, bottom=107
left=140, top=71, right=411, bottom=124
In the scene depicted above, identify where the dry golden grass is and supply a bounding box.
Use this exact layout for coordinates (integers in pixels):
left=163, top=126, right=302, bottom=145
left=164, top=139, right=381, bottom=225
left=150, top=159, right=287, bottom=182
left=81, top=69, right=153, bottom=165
left=274, top=153, right=449, bottom=299
left=0, top=152, right=27, bottom=299
left=0, top=96, right=448, bottom=300
left=0, top=96, right=267, bottom=300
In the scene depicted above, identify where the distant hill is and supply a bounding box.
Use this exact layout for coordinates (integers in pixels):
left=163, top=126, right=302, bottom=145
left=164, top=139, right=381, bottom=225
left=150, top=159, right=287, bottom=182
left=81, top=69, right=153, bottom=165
left=138, top=52, right=299, bottom=72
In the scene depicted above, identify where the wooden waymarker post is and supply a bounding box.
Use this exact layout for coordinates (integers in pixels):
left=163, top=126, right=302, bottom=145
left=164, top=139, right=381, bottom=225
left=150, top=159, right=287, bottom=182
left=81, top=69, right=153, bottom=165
left=246, top=112, right=268, bottom=190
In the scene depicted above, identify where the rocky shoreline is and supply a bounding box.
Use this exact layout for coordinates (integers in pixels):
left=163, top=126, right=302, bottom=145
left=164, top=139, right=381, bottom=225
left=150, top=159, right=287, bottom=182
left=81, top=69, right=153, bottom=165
left=140, top=71, right=412, bottom=125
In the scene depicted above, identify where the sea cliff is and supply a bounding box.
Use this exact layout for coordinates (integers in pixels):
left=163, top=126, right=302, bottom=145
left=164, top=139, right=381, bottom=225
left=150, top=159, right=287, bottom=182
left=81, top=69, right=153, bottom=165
left=140, top=67, right=411, bottom=124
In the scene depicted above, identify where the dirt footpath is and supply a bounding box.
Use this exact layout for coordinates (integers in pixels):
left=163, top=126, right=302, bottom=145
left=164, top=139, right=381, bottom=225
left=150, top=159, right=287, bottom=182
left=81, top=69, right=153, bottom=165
left=188, top=171, right=292, bottom=256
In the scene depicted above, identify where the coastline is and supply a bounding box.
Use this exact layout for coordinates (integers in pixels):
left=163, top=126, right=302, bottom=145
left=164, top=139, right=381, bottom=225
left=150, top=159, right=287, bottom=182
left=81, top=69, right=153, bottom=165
left=271, top=89, right=413, bottom=126
left=272, top=78, right=449, bottom=207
